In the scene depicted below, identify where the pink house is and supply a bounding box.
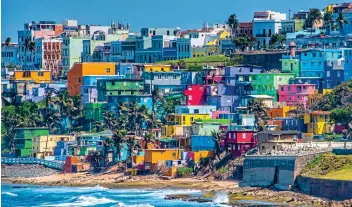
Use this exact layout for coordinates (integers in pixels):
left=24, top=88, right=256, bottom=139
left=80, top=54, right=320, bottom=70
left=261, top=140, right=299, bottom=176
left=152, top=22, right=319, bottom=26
left=278, top=84, right=316, bottom=106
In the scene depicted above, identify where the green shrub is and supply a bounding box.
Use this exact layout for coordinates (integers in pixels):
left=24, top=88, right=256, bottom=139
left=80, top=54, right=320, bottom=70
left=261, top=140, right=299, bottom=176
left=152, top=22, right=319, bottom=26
left=176, top=167, right=193, bottom=177
left=216, top=166, right=228, bottom=174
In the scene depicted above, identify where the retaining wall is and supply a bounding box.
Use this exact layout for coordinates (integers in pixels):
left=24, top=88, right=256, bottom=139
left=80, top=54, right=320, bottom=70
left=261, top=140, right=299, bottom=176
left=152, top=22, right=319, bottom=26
left=297, top=176, right=352, bottom=200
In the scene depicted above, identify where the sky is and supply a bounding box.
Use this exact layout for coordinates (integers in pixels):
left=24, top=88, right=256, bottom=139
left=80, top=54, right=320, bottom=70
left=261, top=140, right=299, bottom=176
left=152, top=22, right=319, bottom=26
left=1, top=0, right=344, bottom=42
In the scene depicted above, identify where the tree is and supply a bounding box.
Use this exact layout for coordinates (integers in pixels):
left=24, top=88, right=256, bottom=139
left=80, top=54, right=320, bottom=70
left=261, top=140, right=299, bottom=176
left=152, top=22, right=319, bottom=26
left=232, top=34, right=254, bottom=52
left=210, top=130, right=225, bottom=160
left=112, top=129, right=127, bottom=161
left=336, top=12, right=349, bottom=35
left=304, top=8, right=322, bottom=30
left=125, top=136, right=142, bottom=164
left=269, top=34, right=286, bottom=49
left=323, top=11, right=333, bottom=29
left=24, top=37, right=35, bottom=69
left=4, top=37, right=11, bottom=68
left=247, top=99, right=269, bottom=131
left=151, top=88, right=165, bottom=116
left=227, top=14, right=239, bottom=37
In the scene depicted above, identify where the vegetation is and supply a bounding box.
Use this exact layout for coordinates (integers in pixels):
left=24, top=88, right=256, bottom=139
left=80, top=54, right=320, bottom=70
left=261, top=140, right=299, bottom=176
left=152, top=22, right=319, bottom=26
left=211, top=130, right=226, bottom=159
left=227, top=14, right=239, bottom=37
left=247, top=98, right=269, bottom=131
left=301, top=153, right=352, bottom=180
left=232, top=34, right=254, bottom=52
left=323, top=11, right=332, bottom=29
left=269, top=34, right=286, bottom=49
left=176, top=167, right=193, bottom=177
left=336, top=12, right=349, bottom=35
left=311, top=80, right=352, bottom=139
left=304, top=8, right=323, bottom=30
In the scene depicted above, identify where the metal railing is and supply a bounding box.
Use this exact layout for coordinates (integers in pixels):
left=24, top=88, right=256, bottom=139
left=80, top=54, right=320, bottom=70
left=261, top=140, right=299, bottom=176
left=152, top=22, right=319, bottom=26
left=1, top=157, right=64, bottom=170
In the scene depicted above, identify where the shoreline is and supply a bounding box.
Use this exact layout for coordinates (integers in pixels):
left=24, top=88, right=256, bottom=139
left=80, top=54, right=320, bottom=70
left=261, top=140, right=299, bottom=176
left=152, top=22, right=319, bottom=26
left=3, top=172, right=351, bottom=207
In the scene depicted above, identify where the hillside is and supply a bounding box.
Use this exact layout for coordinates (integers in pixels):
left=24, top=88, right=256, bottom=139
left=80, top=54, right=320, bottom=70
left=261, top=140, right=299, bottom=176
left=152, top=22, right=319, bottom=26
left=301, top=153, right=352, bottom=180
left=157, top=55, right=230, bottom=64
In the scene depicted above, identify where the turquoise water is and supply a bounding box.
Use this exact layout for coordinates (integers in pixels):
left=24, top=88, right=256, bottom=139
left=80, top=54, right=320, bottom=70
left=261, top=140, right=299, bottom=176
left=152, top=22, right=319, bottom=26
left=1, top=183, right=283, bottom=207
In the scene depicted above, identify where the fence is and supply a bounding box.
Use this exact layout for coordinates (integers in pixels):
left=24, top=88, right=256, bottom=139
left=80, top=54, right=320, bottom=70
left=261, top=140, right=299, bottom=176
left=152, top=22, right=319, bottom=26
left=1, top=157, right=64, bottom=170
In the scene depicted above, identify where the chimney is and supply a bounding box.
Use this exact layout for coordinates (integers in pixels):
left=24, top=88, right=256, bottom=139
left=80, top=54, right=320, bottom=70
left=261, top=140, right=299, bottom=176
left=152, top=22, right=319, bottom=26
left=289, top=41, right=296, bottom=58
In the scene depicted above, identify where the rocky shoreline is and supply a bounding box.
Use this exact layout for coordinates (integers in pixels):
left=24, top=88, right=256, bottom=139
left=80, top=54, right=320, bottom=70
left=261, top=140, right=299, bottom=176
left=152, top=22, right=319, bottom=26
left=1, top=164, right=59, bottom=178
left=2, top=164, right=352, bottom=207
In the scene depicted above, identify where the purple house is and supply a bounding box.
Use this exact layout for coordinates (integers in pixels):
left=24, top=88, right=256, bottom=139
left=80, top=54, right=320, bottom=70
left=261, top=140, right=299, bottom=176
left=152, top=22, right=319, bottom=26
left=206, top=95, right=239, bottom=112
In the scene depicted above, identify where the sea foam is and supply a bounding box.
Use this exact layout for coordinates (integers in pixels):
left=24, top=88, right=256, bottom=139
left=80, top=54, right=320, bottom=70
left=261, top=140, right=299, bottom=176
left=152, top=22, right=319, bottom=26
left=1, top=192, right=18, bottom=196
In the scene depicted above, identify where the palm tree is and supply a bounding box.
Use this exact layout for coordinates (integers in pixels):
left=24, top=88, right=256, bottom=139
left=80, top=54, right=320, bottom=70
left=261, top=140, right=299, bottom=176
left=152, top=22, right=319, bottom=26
left=23, top=37, right=35, bottom=69
left=125, top=136, right=142, bottom=165
left=336, top=12, right=349, bottom=35
left=323, top=11, right=333, bottom=30
left=232, top=34, right=254, bottom=52
left=247, top=98, right=269, bottom=131
left=305, top=8, right=322, bottom=32
left=210, top=130, right=225, bottom=160
left=112, top=129, right=127, bottom=161
left=143, top=132, right=155, bottom=149
left=151, top=88, right=164, bottom=116
left=28, top=41, right=35, bottom=69
left=4, top=37, right=11, bottom=68
left=227, top=14, right=239, bottom=37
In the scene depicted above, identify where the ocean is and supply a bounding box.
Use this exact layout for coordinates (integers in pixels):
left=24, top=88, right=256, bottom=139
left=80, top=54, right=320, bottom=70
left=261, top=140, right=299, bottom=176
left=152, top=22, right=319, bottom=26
left=1, top=183, right=281, bottom=207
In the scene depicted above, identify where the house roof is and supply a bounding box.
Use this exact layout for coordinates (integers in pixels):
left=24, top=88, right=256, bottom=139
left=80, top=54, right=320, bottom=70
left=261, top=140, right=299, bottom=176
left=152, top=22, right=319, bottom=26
left=257, top=130, right=301, bottom=135
left=310, top=111, right=330, bottom=115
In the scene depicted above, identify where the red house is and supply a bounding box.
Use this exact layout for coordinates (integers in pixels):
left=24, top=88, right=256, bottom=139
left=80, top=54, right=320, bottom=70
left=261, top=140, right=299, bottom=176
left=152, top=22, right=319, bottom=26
left=225, top=130, right=257, bottom=158
left=184, top=84, right=206, bottom=105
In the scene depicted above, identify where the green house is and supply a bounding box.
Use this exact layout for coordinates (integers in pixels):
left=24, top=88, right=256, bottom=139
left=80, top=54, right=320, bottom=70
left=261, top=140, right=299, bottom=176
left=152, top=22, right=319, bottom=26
left=280, top=55, right=300, bottom=77
left=251, top=73, right=294, bottom=102
left=14, top=127, right=50, bottom=157
left=84, top=102, right=108, bottom=121
left=97, top=78, right=145, bottom=101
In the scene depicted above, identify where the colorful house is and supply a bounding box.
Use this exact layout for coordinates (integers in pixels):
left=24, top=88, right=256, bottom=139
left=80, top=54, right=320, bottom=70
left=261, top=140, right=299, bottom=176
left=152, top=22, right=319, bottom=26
left=268, top=106, right=296, bottom=118
left=251, top=73, right=294, bottom=102
left=144, top=64, right=171, bottom=72
left=144, top=149, right=182, bottom=163
left=32, top=135, right=74, bottom=158
left=305, top=111, right=333, bottom=135
left=14, top=70, right=51, bottom=83
left=280, top=54, right=300, bottom=77
left=257, top=130, right=302, bottom=152
left=191, top=122, right=221, bottom=136
left=162, top=125, right=191, bottom=138
left=84, top=102, right=108, bottom=121
left=225, top=130, right=257, bottom=157
left=278, top=84, right=316, bottom=107
left=191, top=135, right=216, bottom=151
left=14, top=127, right=50, bottom=157
left=67, top=62, right=116, bottom=96
left=143, top=71, right=182, bottom=94
left=166, top=114, right=211, bottom=126
left=184, top=84, right=206, bottom=105
left=175, top=105, right=216, bottom=116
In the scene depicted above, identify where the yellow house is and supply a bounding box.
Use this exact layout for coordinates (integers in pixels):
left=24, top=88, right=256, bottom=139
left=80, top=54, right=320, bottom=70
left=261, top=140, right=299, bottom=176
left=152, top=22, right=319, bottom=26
left=305, top=111, right=333, bottom=135
left=268, top=106, right=296, bottom=118
left=191, top=46, right=206, bottom=57
left=14, top=70, right=51, bottom=83
left=144, top=149, right=182, bottom=163
left=193, top=150, right=214, bottom=163
left=166, top=114, right=210, bottom=126
left=32, top=135, right=74, bottom=158
left=162, top=125, right=191, bottom=137
left=144, top=64, right=171, bottom=72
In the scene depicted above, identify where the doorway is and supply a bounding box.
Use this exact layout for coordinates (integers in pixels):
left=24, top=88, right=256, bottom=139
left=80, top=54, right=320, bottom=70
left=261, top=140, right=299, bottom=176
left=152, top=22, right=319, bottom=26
left=274, top=166, right=279, bottom=184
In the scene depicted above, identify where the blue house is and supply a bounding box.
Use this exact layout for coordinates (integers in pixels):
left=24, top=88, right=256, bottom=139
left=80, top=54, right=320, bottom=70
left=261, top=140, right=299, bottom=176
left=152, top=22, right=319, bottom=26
left=206, top=95, right=239, bottom=112
left=176, top=38, right=192, bottom=59
left=191, top=135, right=215, bottom=151
left=220, top=39, right=235, bottom=55
left=163, top=40, right=177, bottom=61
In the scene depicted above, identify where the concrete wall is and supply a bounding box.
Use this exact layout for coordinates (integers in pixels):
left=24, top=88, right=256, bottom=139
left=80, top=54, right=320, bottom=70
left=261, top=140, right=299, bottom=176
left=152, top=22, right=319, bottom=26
left=297, top=176, right=352, bottom=200
left=241, top=152, right=326, bottom=190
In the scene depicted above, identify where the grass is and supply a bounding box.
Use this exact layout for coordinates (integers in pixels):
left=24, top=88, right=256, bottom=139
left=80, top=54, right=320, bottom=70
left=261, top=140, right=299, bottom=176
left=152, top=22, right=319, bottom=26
left=302, top=153, right=352, bottom=180
left=318, top=165, right=352, bottom=180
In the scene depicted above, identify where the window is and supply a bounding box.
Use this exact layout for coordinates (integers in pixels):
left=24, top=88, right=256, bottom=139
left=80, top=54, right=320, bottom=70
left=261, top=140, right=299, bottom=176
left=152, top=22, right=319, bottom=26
left=281, top=86, right=284, bottom=91
left=78, top=78, right=81, bottom=83
left=157, top=75, right=161, bottom=79
left=161, top=68, right=164, bottom=71
left=173, top=75, right=177, bottom=79
left=194, top=109, right=199, bottom=114
left=304, top=53, right=307, bottom=56
left=189, top=95, right=192, bottom=100
left=337, top=71, right=341, bottom=77
left=313, top=53, right=316, bottom=57
left=106, top=68, right=110, bottom=73
left=326, top=71, right=330, bottom=77
left=165, top=75, right=168, bottom=80
left=112, top=82, right=115, bottom=85
left=266, top=76, right=269, bottom=80
left=191, top=117, right=194, bottom=122
left=242, top=133, right=246, bottom=139
left=38, top=72, right=44, bottom=76
left=288, top=86, right=291, bottom=91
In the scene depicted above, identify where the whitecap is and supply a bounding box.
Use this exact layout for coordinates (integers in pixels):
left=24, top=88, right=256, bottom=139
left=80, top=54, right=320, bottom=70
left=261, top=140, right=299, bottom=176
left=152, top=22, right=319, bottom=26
left=212, top=192, right=230, bottom=207
left=1, top=192, right=18, bottom=196
left=42, top=195, right=117, bottom=207
left=117, top=202, right=154, bottom=207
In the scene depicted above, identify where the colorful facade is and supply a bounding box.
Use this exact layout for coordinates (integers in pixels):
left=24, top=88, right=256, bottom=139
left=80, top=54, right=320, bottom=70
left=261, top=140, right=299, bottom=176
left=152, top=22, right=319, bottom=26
left=14, top=127, right=50, bottom=157
left=278, top=84, right=316, bottom=106
left=225, top=130, right=256, bottom=157
left=14, top=70, right=51, bottom=83
left=184, top=84, right=206, bottom=105
left=67, top=62, right=116, bottom=96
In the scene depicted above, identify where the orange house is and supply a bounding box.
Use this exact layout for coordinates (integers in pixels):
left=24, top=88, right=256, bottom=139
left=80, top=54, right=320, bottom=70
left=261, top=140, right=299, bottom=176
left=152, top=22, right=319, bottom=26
left=67, top=62, right=116, bottom=96
left=268, top=106, right=296, bottom=118
left=14, top=70, right=51, bottom=83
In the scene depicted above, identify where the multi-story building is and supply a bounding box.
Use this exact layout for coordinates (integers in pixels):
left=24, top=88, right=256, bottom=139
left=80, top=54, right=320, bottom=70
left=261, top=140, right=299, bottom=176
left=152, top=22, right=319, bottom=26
left=34, top=37, right=62, bottom=79
left=251, top=73, right=294, bottom=102
left=328, top=3, right=352, bottom=35
left=14, top=127, right=50, bottom=157
left=304, top=111, right=333, bottom=135
left=109, top=36, right=136, bottom=63
left=280, top=42, right=300, bottom=77
left=184, top=84, right=206, bottom=105
left=278, top=84, right=316, bottom=107
left=143, top=70, right=182, bottom=94
left=61, top=35, right=89, bottom=74
left=17, top=21, right=63, bottom=69
left=225, top=130, right=256, bottom=158
left=32, top=134, right=73, bottom=158
left=81, top=30, right=129, bottom=62
left=252, top=11, right=286, bottom=49
left=67, top=62, right=116, bottom=96
left=238, top=22, right=253, bottom=37
left=175, top=105, right=216, bottom=116
left=13, top=70, right=51, bottom=83
left=1, top=43, right=18, bottom=69
left=81, top=75, right=123, bottom=104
